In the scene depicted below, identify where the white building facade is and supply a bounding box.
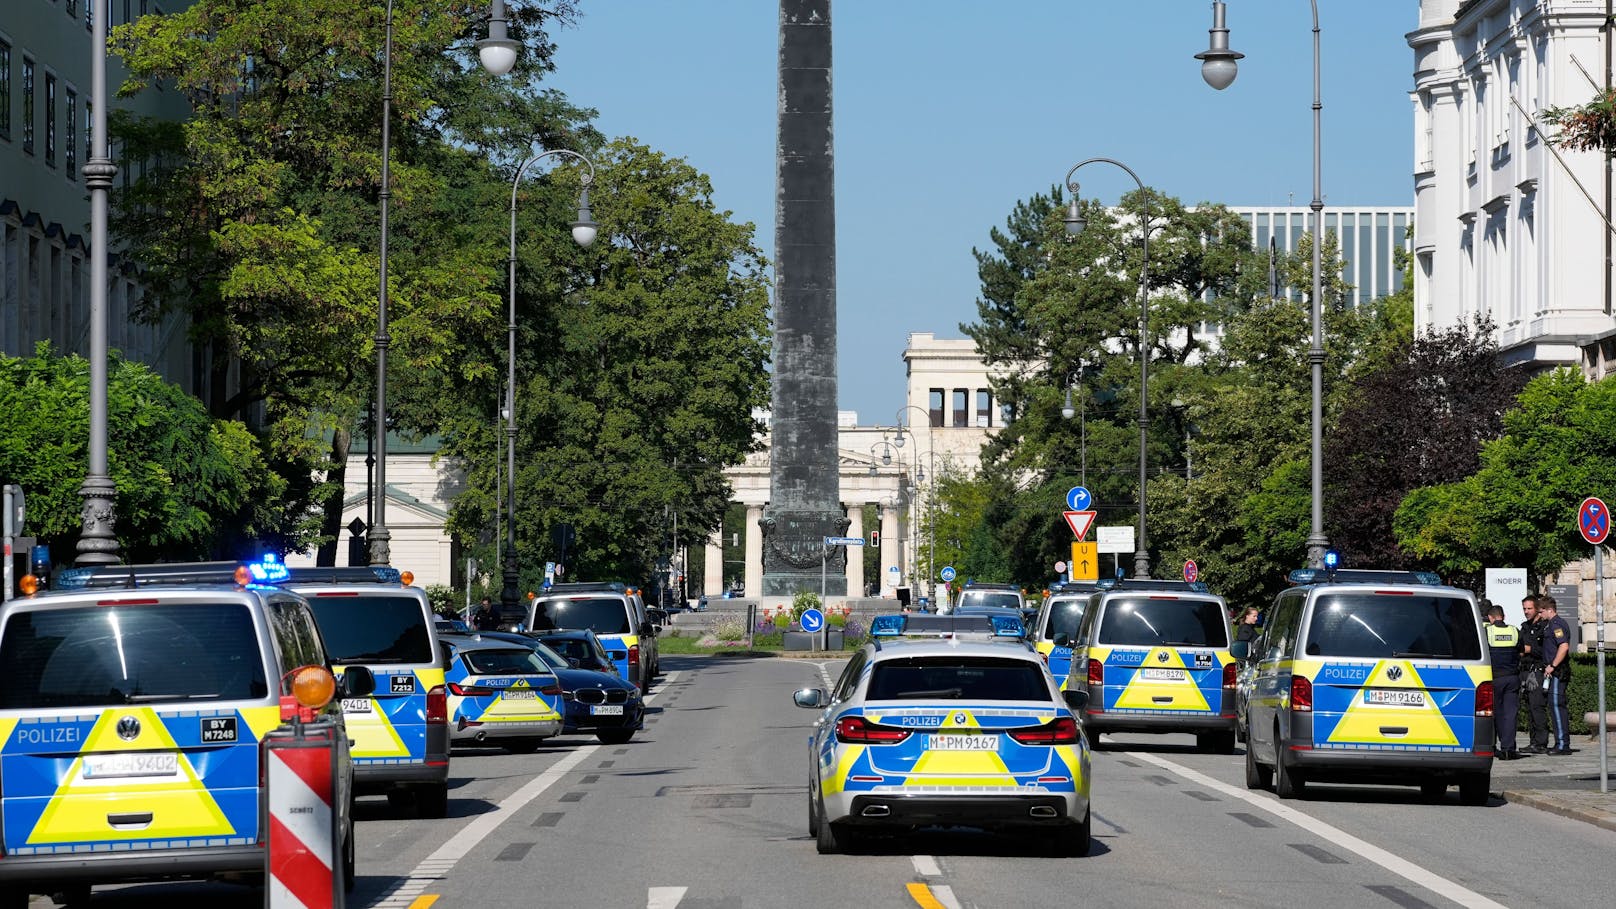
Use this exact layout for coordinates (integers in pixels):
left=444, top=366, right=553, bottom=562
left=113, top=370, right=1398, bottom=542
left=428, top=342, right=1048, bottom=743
left=1409, top=0, right=1616, bottom=368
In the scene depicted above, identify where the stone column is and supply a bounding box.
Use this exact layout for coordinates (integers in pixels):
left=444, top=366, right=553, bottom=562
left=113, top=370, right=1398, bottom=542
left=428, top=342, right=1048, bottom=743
left=745, top=505, right=765, bottom=597
left=704, top=528, right=724, bottom=596
left=880, top=504, right=901, bottom=595
left=844, top=504, right=864, bottom=597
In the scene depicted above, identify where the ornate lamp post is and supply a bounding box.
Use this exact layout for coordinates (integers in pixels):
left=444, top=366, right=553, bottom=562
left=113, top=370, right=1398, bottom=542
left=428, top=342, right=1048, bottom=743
left=896, top=405, right=936, bottom=604
left=77, top=0, right=119, bottom=564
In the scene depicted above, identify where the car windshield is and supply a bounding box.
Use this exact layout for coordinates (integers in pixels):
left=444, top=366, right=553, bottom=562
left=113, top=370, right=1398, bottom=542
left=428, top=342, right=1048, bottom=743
left=528, top=641, right=571, bottom=672
left=957, top=591, right=1021, bottom=610
left=532, top=597, right=631, bottom=635
left=1303, top=594, right=1481, bottom=660
left=463, top=648, right=550, bottom=676
left=0, top=603, right=270, bottom=708
left=541, top=637, right=606, bottom=668
left=1043, top=598, right=1087, bottom=643
left=304, top=593, right=433, bottom=664
left=866, top=656, right=1050, bottom=702
left=1098, top=597, right=1229, bottom=647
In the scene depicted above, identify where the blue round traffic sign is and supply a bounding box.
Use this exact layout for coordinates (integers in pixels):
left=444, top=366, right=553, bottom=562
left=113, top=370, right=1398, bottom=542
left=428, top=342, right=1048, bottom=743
left=1066, top=486, right=1093, bottom=512
left=800, top=608, right=825, bottom=633
left=1579, top=497, right=1610, bottom=545
left=940, top=566, right=957, bottom=583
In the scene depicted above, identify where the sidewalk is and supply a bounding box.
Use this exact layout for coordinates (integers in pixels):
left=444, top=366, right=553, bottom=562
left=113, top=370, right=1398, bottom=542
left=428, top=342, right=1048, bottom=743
left=1492, top=733, right=1616, bottom=832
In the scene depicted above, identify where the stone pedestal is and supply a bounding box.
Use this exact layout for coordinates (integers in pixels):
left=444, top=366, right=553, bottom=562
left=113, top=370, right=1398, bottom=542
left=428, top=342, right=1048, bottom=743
left=761, top=510, right=849, bottom=597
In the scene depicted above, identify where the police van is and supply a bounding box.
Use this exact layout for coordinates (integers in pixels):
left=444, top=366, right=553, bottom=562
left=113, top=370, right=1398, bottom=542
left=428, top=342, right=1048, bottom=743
left=282, top=566, right=450, bottom=818
left=1031, top=583, right=1101, bottom=690
left=1072, top=578, right=1237, bottom=753
left=1237, top=568, right=1493, bottom=804
left=528, top=582, right=658, bottom=690
left=0, top=561, right=373, bottom=906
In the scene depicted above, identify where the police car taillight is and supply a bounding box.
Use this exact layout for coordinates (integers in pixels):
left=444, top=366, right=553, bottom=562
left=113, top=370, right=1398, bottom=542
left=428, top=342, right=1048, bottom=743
left=426, top=685, right=448, bottom=724
left=1222, top=662, right=1237, bottom=688
left=448, top=682, right=494, bottom=697
left=1087, top=658, right=1103, bottom=686
left=1008, top=715, right=1079, bottom=746
left=1289, top=675, right=1312, bottom=712
left=1475, top=680, right=1494, bottom=717
left=628, top=644, right=640, bottom=667
left=539, top=682, right=562, bottom=696
left=834, top=716, right=912, bottom=745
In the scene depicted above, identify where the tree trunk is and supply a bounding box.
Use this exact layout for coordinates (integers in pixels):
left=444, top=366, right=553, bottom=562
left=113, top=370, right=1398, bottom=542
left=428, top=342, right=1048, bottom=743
left=315, top=426, right=352, bottom=566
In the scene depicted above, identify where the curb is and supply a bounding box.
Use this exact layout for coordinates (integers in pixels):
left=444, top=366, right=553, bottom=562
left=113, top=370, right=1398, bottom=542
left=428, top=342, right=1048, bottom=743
left=1497, top=789, right=1616, bottom=833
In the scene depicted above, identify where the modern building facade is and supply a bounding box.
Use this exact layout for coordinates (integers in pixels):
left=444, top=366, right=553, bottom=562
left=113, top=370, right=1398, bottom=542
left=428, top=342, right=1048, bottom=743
left=1409, top=0, right=1616, bottom=369
left=1229, top=206, right=1414, bottom=310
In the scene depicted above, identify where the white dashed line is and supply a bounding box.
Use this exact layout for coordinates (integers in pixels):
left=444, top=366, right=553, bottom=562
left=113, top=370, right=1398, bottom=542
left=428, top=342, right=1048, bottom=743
left=912, top=854, right=942, bottom=877
left=647, top=886, right=688, bottom=908
left=929, top=884, right=963, bottom=909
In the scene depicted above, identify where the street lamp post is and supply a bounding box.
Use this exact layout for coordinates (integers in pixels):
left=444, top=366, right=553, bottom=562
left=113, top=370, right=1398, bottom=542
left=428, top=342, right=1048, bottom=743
left=76, top=0, right=120, bottom=565
left=1062, top=158, right=1152, bottom=579
left=889, top=424, right=923, bottom=604
left=1060, top=362, right=1087, bottom=488
left=896, top=405, right=935, bottom=604
left=494, top=149, right=597, bottom=619
left=1198, top=0, right=1330, bottom=568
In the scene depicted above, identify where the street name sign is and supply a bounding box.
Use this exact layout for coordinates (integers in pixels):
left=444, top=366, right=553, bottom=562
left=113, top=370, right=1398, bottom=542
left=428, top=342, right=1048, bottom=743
left=1096, top=525, right=1134, bottom=554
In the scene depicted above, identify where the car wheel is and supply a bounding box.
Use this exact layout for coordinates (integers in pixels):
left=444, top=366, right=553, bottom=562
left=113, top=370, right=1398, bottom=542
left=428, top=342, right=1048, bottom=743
left=807, top=786, right=820, bottom=838
left=815, top=793, right=857, bottom=855
left=52, top=885, right=91, bottom=908
left=1244, top=739, right=1272, bottom=790
left=342, top=813, right=357, bottom=894
left=502, top=738, right=543, bottom=754
left=597, top=729, right=635, bottom=745
left=386, top=789, right=415, bottom=813
left=1050, top=807, right=1091, bottom=857
left=1273, top=728, right=1305, bottom=800
left=1458, top=772, right=1490, bottom=807
left=417, top=782, right=449, bottom=819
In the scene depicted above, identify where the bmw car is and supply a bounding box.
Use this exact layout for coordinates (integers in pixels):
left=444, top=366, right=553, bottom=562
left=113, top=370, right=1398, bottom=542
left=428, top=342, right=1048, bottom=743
left=473, top=632, right=644, bottom=744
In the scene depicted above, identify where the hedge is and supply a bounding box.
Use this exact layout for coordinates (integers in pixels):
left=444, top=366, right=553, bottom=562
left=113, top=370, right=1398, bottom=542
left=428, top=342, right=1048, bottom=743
left=1513, top=653, right=1616, bottom=736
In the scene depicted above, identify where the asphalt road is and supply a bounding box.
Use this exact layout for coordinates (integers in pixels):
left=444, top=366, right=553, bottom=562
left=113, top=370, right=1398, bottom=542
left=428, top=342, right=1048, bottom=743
left=61, top=655, right=1616, bottom=908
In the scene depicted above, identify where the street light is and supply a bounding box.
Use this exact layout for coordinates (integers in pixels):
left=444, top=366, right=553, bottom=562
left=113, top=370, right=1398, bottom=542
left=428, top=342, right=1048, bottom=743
left=1199, top=0, right=1330, bottom=568
left=1060, top=364, right=1087, bottom=488
left=1063, top=158, right=1152, bottom=579
left=77, top=0, right=119, bottom=564
left=1195, top=1, right=1244, bottom=91
left=897, top=405, right=936, bottom=604
left=494, top=148, right=598, bottom=618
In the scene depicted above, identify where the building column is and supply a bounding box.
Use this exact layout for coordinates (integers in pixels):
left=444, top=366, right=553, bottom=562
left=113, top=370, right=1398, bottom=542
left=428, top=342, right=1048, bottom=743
left=844, top=504, right=864, bottom=597
left=880, top=503, right=902, bottom=595
left=704, top=526, right=724, bottom=596
left=744, top=504, right=764, bottom=597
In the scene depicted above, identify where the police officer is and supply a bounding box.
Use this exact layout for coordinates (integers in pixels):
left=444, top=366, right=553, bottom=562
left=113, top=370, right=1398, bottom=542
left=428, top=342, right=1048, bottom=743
left=1519, top=595, right=1549, bottom=754
left=1539, top=596, right=1574, bottom=755
left=1484, top=603, right=1521, bottom=759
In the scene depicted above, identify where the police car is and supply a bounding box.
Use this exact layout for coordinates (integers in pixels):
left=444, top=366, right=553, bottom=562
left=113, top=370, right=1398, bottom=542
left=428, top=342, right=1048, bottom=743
left=438, top=634, right=563, bottom=751
left=793, top=615, right=1092, bottom=856
left=1238, top=567, right=1494, bottom=803
left=0, top=562, right=374, bottom=906
left=1031, top=583, right=1101, bottom=690
left=528, top=583, right=658, bottom=690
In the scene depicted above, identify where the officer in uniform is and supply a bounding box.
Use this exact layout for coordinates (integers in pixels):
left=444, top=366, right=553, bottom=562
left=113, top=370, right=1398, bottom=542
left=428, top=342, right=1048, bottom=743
left=1539, top=596, right=1574, bottom=755
left=1519, top=595, right=1549, bottom=754
left=1485, top=603, right=1521, bottom=759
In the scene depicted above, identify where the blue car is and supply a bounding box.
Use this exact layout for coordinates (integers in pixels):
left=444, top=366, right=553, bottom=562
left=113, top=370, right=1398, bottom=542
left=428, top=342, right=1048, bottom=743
left=475, top=632, right=645, bottom=744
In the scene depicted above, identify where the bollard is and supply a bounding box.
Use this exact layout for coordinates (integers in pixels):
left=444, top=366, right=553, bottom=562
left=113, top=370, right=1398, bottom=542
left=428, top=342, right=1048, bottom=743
left=264, top=720, right=344, bottom=909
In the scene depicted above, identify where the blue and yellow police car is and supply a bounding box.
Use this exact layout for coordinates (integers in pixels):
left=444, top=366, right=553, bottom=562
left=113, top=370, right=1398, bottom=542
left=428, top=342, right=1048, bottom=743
left=1238, top=568, right=1494, bottom=803
left=438, top=634, right=563, bottom=752
left=793, top=615, right=1092, bottom=856
left=1031, top=582, right=1102, bottom=690
left=528, top=583, right=657, bottom=690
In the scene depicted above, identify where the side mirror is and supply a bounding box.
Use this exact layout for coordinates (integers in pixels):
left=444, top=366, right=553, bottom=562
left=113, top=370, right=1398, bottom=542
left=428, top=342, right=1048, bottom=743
left=653, top=624, right=663, bottom=635
left=1053, top=633, right=1071, bottom=649
left=1231, top=640, right=1250, bottom=660
left=793, top=687, right=829, bottom=709
left=640, top=621, right=654, bottom=636
left=339, top=665, right=376, bottom=699
left=1062, top=689, right=1089, bottom=712
left=568, top=657, right=580, bottom=668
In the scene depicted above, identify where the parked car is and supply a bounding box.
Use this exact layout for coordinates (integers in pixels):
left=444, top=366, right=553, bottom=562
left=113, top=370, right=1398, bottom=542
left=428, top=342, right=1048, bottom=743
left=436, top=618, right=471, bottom=634
left=437, top=634, right=563, bottom=752
left=473, top=632, right=645, bottom=744
left=535, top=629, right=621, bottom=676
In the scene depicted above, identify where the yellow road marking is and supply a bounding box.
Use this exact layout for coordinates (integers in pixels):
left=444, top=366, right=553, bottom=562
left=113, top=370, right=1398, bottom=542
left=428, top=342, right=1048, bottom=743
left=407, top=896, right=440, bottom=909
left=907, top=882, right=947, bottom=909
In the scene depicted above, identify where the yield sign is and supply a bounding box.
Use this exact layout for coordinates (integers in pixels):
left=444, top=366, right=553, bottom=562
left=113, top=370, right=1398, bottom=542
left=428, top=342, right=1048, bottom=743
left=1063, top=510, right=1097, bottom=540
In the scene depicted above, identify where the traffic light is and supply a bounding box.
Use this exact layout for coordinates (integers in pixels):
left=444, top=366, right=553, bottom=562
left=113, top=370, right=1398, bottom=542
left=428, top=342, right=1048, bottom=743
left=870, top=530, right=880, bottom=548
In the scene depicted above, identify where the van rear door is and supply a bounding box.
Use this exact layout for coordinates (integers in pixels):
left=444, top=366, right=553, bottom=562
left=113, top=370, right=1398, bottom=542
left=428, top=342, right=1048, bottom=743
left=1093, top=596, right=1230, bottom=714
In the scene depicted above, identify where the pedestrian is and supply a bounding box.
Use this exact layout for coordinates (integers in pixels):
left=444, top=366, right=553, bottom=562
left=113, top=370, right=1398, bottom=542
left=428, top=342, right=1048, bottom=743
left=473, top=596, right=497, bottom=632
left=1519, top=595, right=1549, bottom=754
left=1484, top=603, right=1521, bottom=760
left=1538, top=596, right=1574, bottom=755
left=1234, top=606, right=1261, bottom=657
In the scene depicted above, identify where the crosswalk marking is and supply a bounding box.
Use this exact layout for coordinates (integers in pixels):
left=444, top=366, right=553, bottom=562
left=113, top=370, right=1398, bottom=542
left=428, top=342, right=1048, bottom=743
left=647, top=886, right=688, bottom=908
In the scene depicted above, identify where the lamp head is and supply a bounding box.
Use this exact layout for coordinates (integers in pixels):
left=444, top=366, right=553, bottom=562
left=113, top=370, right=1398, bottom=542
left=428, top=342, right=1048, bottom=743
left=1061, top=387, right=1076, bottom=420
left=1062, top=196, right=1086, bottom=237
left=570, top=186, right=598, bottom=248
left=478, top=1, right=520, bottom=76
left=894, top=432, right=905, bottom=448
left=1195, top=0, right=1242, bottom=91
left=882, top=450, right=892, bottom=466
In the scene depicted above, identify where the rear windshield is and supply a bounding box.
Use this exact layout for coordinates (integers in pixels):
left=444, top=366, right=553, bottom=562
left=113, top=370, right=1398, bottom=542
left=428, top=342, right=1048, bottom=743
left=304, top=593, right=433, bottom=665
left=957, top=590, right=1022, bottom=610
left=541, top=637, right=606, bottom=667
left=866, top=656, right=1050, bottom=702
left=1042, top=598, right=1088, bottom=643
left=0, top=603, right=270, bottom=709
left=532, top=597, right=631, bottom=635
left=529, top=642, right=570, bottom=672
left=463, top=648, right=549, bottom=676
left=1098, top=597, right=1229, bottom=648
left=1303, top=594, right=1481, bottom=660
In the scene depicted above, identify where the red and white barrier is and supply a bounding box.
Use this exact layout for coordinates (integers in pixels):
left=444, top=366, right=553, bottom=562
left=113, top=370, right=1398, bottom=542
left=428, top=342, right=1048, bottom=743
left=264, top=722, right=343, bottom=909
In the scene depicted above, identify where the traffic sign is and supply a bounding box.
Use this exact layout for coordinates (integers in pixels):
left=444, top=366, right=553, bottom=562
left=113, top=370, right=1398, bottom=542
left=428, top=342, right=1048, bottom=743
left=800, top=608, right=825, bottom=633
left=1580, top=497, right=1611, bottom=546
left=1183, top=559, right=1199, bottom=584
left=1066, top=486, right=1092, bottom=511
left=1063, top=510, right=1097, bottom=539
left=1070, top=542, right=1098, bottom=581
left=940, top=565, right=957, bottom=583
left=823, top=536, right=865, bottom=546
left=1096, top=525, right=1134, bottom=554
left=1054, top=560, right=1067, bottom=574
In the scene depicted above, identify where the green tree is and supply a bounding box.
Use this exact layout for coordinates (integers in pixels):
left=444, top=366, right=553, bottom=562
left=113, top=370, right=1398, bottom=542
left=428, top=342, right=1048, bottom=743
left=920, top=462, right=1005, bottom=586
left=0, top=345, right=299, bottom=562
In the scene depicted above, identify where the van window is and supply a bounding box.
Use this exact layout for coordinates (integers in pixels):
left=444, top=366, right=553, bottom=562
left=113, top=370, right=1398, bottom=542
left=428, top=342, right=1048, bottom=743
left=305, top=594, right=433, bottom=664
left=533, top=597, right=631, bottom=635
left=957, top=590, right=1021, bottom=610
left=1264, top=592, right=1306, bottom=661
left=867, top=656, right=1050, bottom=702
left=0, top=603, right=270, bottom=708
left=1302, top=594, right=1481, bottom=660
left=1043, top=598, right=1087, bottom=643
left=1098, top=597, right=1229, bottom=648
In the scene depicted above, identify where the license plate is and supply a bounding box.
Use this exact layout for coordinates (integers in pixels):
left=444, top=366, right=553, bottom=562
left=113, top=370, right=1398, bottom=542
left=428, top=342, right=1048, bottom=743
left=502, top=689, right=539, bottom=700
left=591, top=705, right=624, bottom=716
left=926, top=734, right=998, bottom=751
left=1141, top=667, right=1183, bottom=681
left=1364, top=689, right=1426, bottom=707
left=342, top=698, right=373, bottom=714
left=84, top=752, right=179, bottom=779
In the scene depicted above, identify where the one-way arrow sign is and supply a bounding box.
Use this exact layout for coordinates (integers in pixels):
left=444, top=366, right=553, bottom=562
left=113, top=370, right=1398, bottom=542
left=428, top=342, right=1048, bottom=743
left=1063, top=510, right=1097, bottom=540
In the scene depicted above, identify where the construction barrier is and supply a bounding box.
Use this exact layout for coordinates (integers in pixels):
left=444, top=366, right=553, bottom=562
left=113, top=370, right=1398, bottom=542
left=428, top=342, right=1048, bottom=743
left=264, top=720, right=344, bottom=909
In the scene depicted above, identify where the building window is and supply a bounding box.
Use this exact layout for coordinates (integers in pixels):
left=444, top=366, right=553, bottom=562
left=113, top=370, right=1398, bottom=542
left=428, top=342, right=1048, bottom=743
left=84, top=98, right=92, bottom=165
left=66, top=0, right=78, bottom=19
left=951, top=389, right=968, bottom=428
left=928, top=389, right=944, bottom=427
left=22, top=56, right=34, bottom=155
left=65, top=87, right=77, bottom=179
left=975, top=389, right=992, bottom=428
left=44, top=73, right=56, bottom=167
left=0, top=40, right=10, bottom=140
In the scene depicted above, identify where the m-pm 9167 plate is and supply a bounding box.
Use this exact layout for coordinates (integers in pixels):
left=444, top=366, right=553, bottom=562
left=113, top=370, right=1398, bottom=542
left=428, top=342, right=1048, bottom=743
left=926, top=734, right=998, bottom=751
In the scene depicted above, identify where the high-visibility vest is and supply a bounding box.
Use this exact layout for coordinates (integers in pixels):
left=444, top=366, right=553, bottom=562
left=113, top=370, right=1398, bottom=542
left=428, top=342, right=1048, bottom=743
left=1488, top=624, right=1520, bottom=649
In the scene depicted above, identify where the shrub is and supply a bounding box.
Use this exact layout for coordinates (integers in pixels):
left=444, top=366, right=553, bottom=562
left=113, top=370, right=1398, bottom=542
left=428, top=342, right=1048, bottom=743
left=791, top=591, right=822, bottom=621
left=843, top=619, right=867, bottom=646
left=425, top=585, right=460, bottom=618
left=773, top=614, right=790, bottom=630
left=713, top=617, right=748, bottom=642
left=828, top=612, right=848, bottom=628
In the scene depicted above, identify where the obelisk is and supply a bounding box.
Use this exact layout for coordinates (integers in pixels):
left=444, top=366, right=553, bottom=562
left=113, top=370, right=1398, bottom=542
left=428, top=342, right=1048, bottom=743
left=762, top=0, right=847, bottom=596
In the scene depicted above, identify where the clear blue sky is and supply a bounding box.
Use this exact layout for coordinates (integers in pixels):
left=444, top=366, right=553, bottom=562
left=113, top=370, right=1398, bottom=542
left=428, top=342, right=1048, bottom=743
left=547, top=1, right=1418, bottom=425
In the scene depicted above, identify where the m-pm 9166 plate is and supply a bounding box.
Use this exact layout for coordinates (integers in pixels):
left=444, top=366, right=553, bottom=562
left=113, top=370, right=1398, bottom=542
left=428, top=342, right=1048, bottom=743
left=1364, top=689, right=1425, bottom=706
left=926, top=734, right=997, bottom=751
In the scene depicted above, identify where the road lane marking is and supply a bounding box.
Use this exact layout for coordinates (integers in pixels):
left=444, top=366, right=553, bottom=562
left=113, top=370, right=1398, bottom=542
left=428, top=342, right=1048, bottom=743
left=1130, top=752, right=1509, bottom=909
left=374, top=672, right=683, bottom=907
left=647, top=886, right=688, bottom=908
left=405, top=897, right=439, bottom=909
left=911, top=854, right=942, bottom=877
